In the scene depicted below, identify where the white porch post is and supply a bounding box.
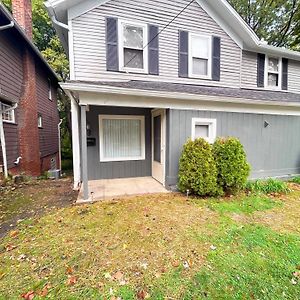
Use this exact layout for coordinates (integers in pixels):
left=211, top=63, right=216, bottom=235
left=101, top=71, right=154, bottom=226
left=0, top=110, right=8, bottom=178
left=80, top=104, right=89, bottom=200
left=70, top=95, right=81, bottom=189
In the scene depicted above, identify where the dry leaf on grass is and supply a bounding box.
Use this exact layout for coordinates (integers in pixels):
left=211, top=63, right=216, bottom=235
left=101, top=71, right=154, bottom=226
left=137, top=290, right=149, bottom=299
left=66, top=276, right=77, bottom=286
left=21, top=291, right=35, bottom=300
left=5, top=244, right=17, bottom=252
left=9, top=230, right=19, bottom=238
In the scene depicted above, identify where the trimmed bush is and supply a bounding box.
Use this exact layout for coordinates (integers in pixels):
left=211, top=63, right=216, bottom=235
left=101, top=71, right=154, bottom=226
left=178, top=138, right=220, bottom=196
left=213, top=137, right=250, bottom=194
left=246, top=178, right=290, bottom=194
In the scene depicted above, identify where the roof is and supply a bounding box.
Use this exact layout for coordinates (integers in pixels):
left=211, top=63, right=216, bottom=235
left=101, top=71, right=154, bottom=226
left=45, top=0, right=300, bottom=61
left=0, top=3, right=58, bottom=81
left=62, top=80, right=300, bottom=105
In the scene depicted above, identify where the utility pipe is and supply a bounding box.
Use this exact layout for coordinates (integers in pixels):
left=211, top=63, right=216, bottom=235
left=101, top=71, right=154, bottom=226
left=58, top=118, right=63, bottom=172
left=0, top=21, right=14, bottom=31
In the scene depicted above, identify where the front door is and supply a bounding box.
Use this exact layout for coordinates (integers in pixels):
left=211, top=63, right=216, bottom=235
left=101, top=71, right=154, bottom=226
left=151, top=109, right=166, bottom=185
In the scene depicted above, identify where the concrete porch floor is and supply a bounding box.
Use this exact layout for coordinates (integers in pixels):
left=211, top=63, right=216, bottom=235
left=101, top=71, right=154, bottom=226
left=78, top=177, right=169, bottom=202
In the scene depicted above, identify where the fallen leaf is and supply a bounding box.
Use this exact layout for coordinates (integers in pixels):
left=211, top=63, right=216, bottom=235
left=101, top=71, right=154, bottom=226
left=21, top=291, right=35, bottom=300
left=17, top=254, right=27, bottom=261
left=66, top=276, right=77, bottom=286
left=40, top=284, right=51, bottom=297
left=5, top=244, right=17, bottom=252
left=172, top=260, right=180, bottom=268
left=66, top=266, right=74, bottom=275
left=210, top=245, right=217, bottom=251
left=137, top=290, right=149, bottom=300
left=183, top=261, right=190, bottom=269
left=112, top=271, right=123, bottom=281
left=9, top=230, right=19, bottom=238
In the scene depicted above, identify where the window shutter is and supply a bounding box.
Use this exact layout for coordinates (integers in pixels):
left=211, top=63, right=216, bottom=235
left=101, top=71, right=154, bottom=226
left=178, top=31, right=189, bottom=78
left=106, top=17, right=119, bottom=72
left=257, top=53, right=265, bottom=87
left=212, top=36, right=221, bottom=81
left=148, top=25, right=159, bottom=75
left=282, top=58, right=288, bottom=90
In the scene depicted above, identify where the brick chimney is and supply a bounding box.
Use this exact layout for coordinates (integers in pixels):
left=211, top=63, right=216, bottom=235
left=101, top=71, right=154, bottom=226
left=12, top=0, right=41, bottom=176
left=12, top=0, right=33, bottom=39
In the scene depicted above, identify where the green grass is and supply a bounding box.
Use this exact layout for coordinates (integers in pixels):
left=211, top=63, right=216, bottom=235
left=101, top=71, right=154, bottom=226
left=208, top=194, right=282, bottom=214
left=1, top=190, right=300, bottom=299
left=289, top=176, right=300, bottom=184
left=246, top=178, right=290, bottom=194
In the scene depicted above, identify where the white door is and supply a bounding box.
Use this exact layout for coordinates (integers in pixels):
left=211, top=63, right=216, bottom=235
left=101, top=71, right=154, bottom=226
left=152, top=109, right=166, bottom=185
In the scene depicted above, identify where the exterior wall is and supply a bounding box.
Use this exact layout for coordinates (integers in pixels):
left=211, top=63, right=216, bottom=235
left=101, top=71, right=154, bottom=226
left=86, top=106, right=152, bottom=180
left=241, top=50, right=257, bottom=89
left=36, top=64, right=59, bottom=159
left=166, top=109, right=300, bottom=187
left=40, top=152, right=59, bottom=172
left=71, top=0, right=241, bottom=88
left=0, top=30, right=24, bottom=102
left=289, top=59, right=300, bottom=94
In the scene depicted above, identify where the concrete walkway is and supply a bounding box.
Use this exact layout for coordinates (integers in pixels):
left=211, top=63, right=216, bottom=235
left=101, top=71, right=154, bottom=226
left=78, top=177, right=169, bottom=203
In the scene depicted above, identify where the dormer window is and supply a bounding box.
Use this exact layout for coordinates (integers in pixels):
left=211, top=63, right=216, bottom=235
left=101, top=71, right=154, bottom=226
left=265, top=56, right=282, bottom=89
left=119, top=21, right=148, bottom=73
left=189, top=33, right=212, bottom=79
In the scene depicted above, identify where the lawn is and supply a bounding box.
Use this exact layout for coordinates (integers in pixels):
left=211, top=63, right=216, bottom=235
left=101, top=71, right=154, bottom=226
left=0, top=181, right=300, bottom=299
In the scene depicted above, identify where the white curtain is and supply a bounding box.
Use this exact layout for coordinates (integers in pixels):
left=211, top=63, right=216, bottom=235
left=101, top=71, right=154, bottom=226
left=102, top=118, right=142, bottom=159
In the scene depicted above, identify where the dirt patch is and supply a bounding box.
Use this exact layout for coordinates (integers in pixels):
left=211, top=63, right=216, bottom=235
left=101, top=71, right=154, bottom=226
left=0, top=178, right=77, bottom=239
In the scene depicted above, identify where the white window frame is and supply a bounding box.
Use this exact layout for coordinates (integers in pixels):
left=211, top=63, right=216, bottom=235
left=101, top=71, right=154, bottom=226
left=99, top=115, right=146, bottom=162
left=188, top=33, right=212, bottom=79
left=48, top=79, right=52, bottom=100
left=38, top=114, right=43, bottom=128
left=118, top=19, right=148, bottom=74
left=1, top=103, right=15, bottom=124
left=264, top=55, right=282, bottom=90
left=191, top=118, right=216, bottom=144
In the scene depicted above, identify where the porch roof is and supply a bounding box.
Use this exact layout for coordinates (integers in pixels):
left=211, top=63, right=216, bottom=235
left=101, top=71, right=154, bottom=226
left=62, top=80, right=300, bottom=104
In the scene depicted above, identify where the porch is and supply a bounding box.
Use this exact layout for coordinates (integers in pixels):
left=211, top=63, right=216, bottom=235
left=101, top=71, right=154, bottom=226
left=77, top=177, right=169, bottom=202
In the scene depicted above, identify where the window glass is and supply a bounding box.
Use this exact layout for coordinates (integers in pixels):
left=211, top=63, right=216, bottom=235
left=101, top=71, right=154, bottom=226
left=1, top=103, right=14, bottom=123
left=124, top=48, right=144, bottom=69
left=192, top=36, right=209, bottom=58
left=38, top=115, right=42, bottom=128
left=267, top=57, right=280, bottom=88
left=192, top=58, right=208, bottom=76
left=268, top=73, right=278, bottom=87
left=101, top=117, right=144, bottom=161
left=268, top=58, right=279, bottom=72
left=124, top=25, right=143, bottom=49
left=192, top=118, right=216, bottom=144
left=195, top=124, right=209, bottom=139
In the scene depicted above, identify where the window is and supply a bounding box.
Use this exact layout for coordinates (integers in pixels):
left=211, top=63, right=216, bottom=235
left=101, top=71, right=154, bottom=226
left=48, top=79, right=52, bottom=100
left=38, top=114, right=43, bottom=128
left=1, top=103, right=15, bottom=123
left=265, top=56, right=282, bottom=89
left=191, top=118, right=216, bottom=143
left=99, top=115, right=145, bottom=162
left=119, top=20, right=148, bottom=73
left=189, top=33, right=212, bottom=78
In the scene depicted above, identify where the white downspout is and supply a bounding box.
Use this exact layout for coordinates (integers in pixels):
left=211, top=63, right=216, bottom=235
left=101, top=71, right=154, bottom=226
left=58, top=119, right=63, bottom=171
left=0, top=103, right=18, bottom=178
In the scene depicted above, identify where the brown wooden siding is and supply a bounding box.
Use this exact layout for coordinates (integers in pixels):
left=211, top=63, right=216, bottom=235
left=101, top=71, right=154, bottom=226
left=0, top=30, right=24, bottom=102
left=36, top=64, right=59, bottom=158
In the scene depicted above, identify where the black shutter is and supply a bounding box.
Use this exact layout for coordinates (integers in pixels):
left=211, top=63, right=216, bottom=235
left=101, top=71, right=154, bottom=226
left=148, top=25, right=159, bottom=75
left=106, top=17, right=119, bottom=72
left=257, top=53, right=265, bottom=87
left=178, top=30, right=189, bottom=78
left=282, top=58, right=288, bottom=90
left=212, top=36, right=221, bottom=81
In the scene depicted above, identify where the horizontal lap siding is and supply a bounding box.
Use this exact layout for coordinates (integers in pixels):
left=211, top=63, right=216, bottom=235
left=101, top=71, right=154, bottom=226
left=289, top=60, right=300, bottom=93
left=241, top=50, right=257, bottom=89
left=166, top=110, right=300, bottom=186
left=0, top=31, right=23, bottom=101
left=36, top=65, right=59, bottom=158
left=72, top=0, right=241, bottom=88
left=86, top=106, right=152, bottom=180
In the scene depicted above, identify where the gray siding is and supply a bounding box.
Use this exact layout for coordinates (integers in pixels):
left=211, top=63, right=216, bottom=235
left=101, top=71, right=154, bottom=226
left=86, top=106, right=152, bottom=180
left=166, top=109, right=300, bottom=186
left=241, top=50, right=257, bottom=89
left=289, top=59, right=300, bottom=93
left=71, top=0, right=241, bottom=88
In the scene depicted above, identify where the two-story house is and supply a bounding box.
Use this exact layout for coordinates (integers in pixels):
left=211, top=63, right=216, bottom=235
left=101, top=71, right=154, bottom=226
left=46, top=0, right=300, bottom=201
left=0, top=0, right=60, bottom=178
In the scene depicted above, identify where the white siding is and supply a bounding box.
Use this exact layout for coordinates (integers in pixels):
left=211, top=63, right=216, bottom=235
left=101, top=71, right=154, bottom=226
left=241, top=50, right=257, bottom=89
left=71, top=0, right=241, bottom=88
left=289, top=59, right=300, bottom=93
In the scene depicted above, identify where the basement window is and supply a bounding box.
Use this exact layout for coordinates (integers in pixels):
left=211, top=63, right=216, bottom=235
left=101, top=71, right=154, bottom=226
left=48, top=79, right=52, bottom=100
left=99, top=115, right=145, bottom=162
left=38, top=114, right=43, bottom=128
left=1, top=103, right=15, bottom=123
left=191, top=118, right=216, bottom=143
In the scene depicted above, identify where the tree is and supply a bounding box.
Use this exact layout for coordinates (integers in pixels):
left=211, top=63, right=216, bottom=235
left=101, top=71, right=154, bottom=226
left=228, top=0, right=300, bottom=49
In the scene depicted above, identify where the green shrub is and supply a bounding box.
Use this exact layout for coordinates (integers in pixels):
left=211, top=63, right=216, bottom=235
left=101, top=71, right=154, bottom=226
left=289, top=176, right=300, bottom=184
left=178, top=138, right=220, bottom=196
left=246, top=178, right=290, bottom=194
left=213, top=137, right=250, bottom=194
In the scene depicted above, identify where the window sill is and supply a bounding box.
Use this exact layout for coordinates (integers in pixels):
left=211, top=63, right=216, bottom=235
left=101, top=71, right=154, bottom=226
left=3, top=120, right=16, bottom=124
left=188, top=74, right=213, bottom=81
left=100, top=156, right=145, bottom=163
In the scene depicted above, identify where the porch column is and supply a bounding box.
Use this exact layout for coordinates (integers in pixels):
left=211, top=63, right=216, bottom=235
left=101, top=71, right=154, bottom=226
left=80, top=104, right=89, bottom=200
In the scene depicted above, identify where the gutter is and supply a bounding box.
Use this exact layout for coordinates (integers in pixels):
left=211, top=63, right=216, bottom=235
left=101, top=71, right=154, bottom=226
left=0, top=20, right=14, bottom=31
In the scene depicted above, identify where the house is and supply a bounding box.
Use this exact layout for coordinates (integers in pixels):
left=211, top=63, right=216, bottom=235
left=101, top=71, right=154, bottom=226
left=0, top=0, right=60, bottom=177
left=46, top=0, right=300, bottom=201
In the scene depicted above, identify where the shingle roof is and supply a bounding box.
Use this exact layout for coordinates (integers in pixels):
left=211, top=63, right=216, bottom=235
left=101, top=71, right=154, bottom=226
left=68, top=80, right=300, bottom=103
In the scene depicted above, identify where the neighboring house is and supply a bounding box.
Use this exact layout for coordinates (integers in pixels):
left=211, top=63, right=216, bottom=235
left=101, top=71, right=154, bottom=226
left=0, top=0, right=60, bottom=177
left=46, top=0, right=300, bottom=200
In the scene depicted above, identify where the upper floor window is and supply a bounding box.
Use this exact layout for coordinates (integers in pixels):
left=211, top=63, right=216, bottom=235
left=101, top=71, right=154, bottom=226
left=189, top=33, right=212, bottom=79
left=1, top=103, right=15, bottom=123
left=265, top=56, right=282, bottom=89
left=118, top=20, right=148, bottom=73
left=48, top=79, right=52, bottom=100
